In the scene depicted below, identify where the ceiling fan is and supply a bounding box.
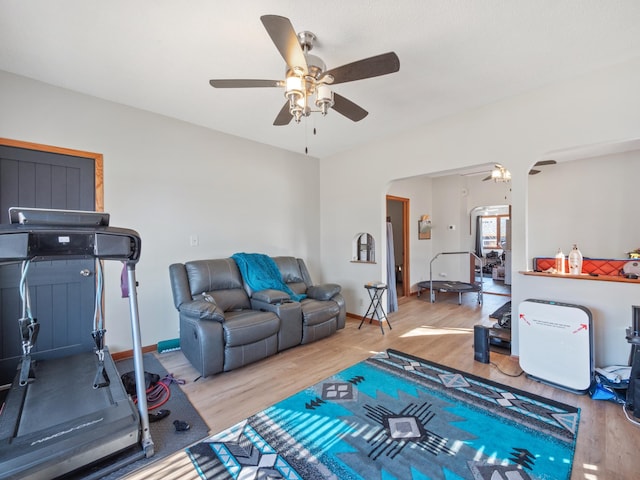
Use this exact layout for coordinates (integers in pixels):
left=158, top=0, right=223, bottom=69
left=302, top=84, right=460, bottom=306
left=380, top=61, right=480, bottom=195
left=209, top=15, right=400, bottom=126
left=528, top=159, right=557, bottom=175
left=482, top=160, right=557, bottom=181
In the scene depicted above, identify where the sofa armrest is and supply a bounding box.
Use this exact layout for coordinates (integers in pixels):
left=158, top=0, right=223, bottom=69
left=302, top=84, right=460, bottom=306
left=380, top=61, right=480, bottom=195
left=307, top=283, right=341, bottom=301
left=332, top=293, right=347, bottom=330
left=251, top=289, right=291, bottom=304
left=251, top=298, right=303, bottom=350
left=179, top=314, right=224, bottom=377
left=178, top=298, right=225, bottom=322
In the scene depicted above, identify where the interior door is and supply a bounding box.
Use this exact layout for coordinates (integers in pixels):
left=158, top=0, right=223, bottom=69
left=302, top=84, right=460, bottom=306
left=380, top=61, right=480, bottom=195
left=0, top=143, right=99, bottom=384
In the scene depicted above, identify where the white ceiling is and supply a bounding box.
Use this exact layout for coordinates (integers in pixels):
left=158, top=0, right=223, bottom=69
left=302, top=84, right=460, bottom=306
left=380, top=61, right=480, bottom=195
left=2, top=1, right=640, bottom=159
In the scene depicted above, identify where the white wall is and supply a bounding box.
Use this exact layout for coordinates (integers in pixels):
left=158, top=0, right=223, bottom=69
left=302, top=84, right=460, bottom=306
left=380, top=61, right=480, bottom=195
left=320, top=57, right=640, bottom=367
left=2, top=57, right=639, bottom=367
left=528, top=150, right=640, bottom=260
left=0, top=70, right=320, bottom=352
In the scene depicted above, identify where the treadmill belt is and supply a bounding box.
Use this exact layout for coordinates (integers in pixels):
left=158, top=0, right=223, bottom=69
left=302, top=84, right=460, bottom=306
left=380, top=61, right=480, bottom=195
left=19, top=352, right=114, bottom=436
left=0, top=349, right=141, bottom=480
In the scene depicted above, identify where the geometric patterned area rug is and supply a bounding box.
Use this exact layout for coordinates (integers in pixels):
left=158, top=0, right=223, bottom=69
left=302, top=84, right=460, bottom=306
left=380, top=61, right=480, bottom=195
left=186, top=349, right=579, bottom=480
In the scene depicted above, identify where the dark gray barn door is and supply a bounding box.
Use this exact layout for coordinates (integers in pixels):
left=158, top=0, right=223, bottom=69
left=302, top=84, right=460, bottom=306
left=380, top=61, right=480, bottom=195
left=0, top=145, right=97, bottom=384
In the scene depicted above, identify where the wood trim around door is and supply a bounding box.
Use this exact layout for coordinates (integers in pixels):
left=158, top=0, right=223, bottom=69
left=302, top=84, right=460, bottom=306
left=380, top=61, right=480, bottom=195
left=0, top=137, right=104, bottom=212
left=386, top=195, right=410, bottom=296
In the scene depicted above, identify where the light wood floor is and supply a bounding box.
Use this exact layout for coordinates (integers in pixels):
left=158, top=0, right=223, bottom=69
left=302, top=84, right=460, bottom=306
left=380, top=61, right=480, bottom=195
left=126, top=292, right=638, bottom=480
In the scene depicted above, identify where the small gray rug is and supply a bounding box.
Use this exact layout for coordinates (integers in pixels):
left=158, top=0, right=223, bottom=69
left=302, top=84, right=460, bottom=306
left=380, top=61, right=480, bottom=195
left=68, top=352, right=209, bottom=479
left=489, top=300, right=511, bottom=320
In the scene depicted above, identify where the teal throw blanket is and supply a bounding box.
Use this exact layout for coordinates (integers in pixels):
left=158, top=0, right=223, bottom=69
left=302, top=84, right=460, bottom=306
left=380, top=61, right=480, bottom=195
left=232, top=253, right=306, bottom=302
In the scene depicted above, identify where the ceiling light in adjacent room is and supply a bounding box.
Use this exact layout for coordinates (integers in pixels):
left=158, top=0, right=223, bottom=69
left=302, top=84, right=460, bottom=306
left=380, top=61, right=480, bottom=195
left=491, top=165, right=511, bottom=182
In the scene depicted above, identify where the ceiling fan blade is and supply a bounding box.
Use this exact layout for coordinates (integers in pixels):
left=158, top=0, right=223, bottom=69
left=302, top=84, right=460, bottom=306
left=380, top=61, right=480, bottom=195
left=534, top=159, right=557, bottom=167
left=209, top=79, right=283, bottom=88
left=273, top=101, right=293, bottom=126
left=529, top=169, right=541, bottom=175
left=260, top=15, right=308, bottom=74
left=332, top=93, right=368, bottom=122
left=482, top=175, right=492, bottom=181
left=322, top=52, right=400, bottom=85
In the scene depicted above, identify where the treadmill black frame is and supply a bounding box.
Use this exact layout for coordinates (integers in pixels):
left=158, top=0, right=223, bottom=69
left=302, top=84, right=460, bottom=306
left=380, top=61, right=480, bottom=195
left=0, top=210, right=153, bottom=479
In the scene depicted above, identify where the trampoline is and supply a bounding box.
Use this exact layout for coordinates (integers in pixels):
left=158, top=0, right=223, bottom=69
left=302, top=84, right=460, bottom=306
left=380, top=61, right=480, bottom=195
left=417, top=251, right=483, bottom=305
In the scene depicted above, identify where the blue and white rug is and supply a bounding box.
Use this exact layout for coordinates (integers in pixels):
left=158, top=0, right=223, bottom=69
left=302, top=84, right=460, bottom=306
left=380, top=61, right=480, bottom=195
left=187, top=349, right=579, bottom=479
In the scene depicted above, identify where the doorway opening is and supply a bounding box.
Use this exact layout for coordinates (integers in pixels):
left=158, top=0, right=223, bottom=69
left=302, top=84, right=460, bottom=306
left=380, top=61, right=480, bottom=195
left=386, top=195, right=409, bottom=298
left=471, top=204, right=511, bottom=296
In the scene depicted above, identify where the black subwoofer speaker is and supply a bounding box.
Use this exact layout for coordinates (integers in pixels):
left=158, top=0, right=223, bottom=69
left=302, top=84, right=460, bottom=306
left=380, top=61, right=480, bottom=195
left=627, top=306, right=640, bottom=418
left=474, top=325, right=490, bottom=364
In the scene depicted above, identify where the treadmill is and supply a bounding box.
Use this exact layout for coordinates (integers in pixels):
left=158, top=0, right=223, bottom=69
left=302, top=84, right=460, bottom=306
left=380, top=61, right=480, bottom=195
left=0, top=208, right=153, bottom=479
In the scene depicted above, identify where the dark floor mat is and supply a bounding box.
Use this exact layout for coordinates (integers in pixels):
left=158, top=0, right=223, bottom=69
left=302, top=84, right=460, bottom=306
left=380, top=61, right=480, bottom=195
left=65, top=352, right=209, bottom=480
left=489, top=301, right=511, bottom=320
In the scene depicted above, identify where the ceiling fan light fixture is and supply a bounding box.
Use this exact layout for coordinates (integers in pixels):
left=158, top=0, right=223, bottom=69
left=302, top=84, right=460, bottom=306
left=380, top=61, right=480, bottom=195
left=285, top=75, right=304, bottom=98
left=289, top=97, right=306, bottom=123
left=285, top=75, right=307, bottom=122
left=491, top=166, right=511, bottom=182
left=315, top=84, right=334, bottom=115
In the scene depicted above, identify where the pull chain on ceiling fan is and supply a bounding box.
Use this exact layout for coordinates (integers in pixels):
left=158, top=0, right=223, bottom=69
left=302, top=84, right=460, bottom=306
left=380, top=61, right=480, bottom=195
left=209, top=15, right=400, bottom=126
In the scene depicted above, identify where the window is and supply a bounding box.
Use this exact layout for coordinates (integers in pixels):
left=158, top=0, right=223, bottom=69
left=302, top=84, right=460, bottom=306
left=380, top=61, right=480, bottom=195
left=481, top=215, right=509, bottom=249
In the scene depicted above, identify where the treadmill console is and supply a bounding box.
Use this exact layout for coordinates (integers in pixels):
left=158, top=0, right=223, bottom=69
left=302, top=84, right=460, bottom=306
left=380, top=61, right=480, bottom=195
left=0, top=226, right=141, bottom=262
left=0, top=226, right=141, bottom=263
left=0, top=207, right=141, bottom=263
left=8, top=207, right=110, bottom=227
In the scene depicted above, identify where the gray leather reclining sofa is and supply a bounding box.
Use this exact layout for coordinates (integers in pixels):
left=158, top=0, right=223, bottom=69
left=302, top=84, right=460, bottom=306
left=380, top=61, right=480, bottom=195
left=169, top=256, right=346, bottom=378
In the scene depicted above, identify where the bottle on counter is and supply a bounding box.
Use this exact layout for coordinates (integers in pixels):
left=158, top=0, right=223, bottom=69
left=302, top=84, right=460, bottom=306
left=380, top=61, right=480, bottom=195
left=568, top=244, right=583, bottom=275
left=555, top=248, right=566, bottom=274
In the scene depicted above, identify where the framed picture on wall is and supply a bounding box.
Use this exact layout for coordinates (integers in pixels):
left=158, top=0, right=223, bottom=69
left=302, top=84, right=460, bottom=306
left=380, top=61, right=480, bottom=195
left=418, top=217, right=431, bottom=240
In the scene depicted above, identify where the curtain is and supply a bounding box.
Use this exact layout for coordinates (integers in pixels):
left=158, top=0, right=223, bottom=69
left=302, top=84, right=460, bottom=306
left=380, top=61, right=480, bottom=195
left=474, top=215, right=483, bottom=258
left=474, top=215, right=484, bottom=278
left=386, top=222, right=398, bottom=313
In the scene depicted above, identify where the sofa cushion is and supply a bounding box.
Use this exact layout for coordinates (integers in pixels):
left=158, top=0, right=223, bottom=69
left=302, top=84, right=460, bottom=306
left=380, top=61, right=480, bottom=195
left=184, top=259, right=251, bottom=311
left=300, top=299, right=340, bottom=326
left=287, top=282, right=308, bottom=296
left=223, top=311, right=280, bottom=347
left=272, top=257, right=310, bottom=296
left=307, top=283, right=341, bottom=301
left=272, top=256, right=305, bottom=283
left=185, top=259, right=244, bottom=292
